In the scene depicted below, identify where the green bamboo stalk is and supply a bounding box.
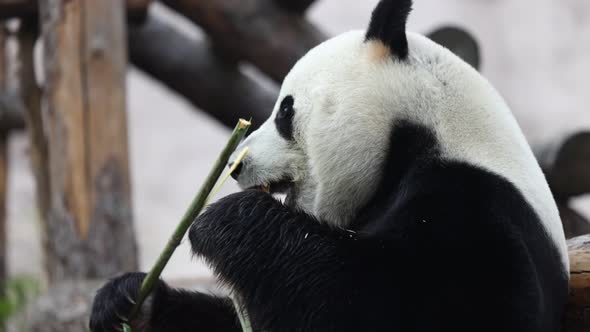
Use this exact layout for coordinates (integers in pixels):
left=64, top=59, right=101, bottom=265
left=233, top=297, right=253, bottom=332
left=125, top=119, right=252, bottom=329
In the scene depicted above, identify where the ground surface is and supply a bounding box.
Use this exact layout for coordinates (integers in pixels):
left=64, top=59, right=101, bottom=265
left=5, top=0, right=590, bottom=286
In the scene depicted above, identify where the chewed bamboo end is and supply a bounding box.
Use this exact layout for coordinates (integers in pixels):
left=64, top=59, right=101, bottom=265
left=238, top=118, right=252, bottom=129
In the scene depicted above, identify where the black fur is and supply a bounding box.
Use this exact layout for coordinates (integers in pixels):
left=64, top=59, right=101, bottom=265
left=365, top=0, right=413, bottom=59
left=89, top=273, right=240, bottom=332
left=89, top=119, right=568, bottom=331
left=275, top=95, right=295, bottom=140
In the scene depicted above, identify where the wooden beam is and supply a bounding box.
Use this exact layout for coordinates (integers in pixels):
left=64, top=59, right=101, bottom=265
left=274, top=0, right=317, bottom=14
left=126, top=0, right=151, bottom=21
left=566, top=235, right=590, bottom=332
left=427, top=27, right=481, bottom=71
left=161, top=0, right=326, bottom=83
left=537, top=132, right=590, bottom=200
left=39, top=0, right=137, bottom=283
left=127, top=0, right=152, bottom=12
left=128, top=15, right=277, bottom=129
left=0, top=0, right=151, bottom=20
left=0, top=0, right=37, bottom=19
left=559, top=204, right=590, bottom=239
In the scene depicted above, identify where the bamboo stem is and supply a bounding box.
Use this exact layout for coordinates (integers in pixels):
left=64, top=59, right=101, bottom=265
left=127, top=119, right=252, bottom=325
left=207, top=146, right=250, bottom=204
left=233, top=296, right=253, bottom=332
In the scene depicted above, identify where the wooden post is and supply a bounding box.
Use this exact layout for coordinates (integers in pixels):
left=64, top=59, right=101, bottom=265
left=566, top=235, right=590, bottom=332
left=14, top=18, right=54, bottom=274
left=38, top=0, right=137, bottom=283
left=0, top=22, right=7, bottom=294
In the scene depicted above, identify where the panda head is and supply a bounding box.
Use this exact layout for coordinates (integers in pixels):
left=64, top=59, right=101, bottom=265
left=229, top=0, right=483, bottom=227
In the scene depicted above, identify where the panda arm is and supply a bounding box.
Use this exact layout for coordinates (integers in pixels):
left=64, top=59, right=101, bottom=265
left=189, top=190, right=375, bottom=329
left=89, top=272, right=241, bottom=332
left=149, top=285, right=241, bottom=332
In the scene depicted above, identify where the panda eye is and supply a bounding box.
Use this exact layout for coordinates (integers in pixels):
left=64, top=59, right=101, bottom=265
left=275, top=95, right=295, bottom=140
left=277, top=96, right=294, bottom=119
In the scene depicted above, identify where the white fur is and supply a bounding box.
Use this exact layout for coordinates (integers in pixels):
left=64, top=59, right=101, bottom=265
left=230, top=31, right=569, bottom=269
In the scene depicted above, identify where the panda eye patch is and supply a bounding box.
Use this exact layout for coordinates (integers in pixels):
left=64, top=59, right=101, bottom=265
left=275, top=95, right=295, bottom=140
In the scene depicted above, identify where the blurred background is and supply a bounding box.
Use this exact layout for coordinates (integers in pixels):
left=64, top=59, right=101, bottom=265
left=0, top=0, right=588, bottom=331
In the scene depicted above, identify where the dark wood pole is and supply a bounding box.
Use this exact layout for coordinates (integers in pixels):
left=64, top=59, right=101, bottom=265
left=160, top=0, right=326, bottom=83
left=128, top=15, right=278, bottom=129
left=0, top=0, right=152, bottom=20
left=0, top=23, right=7, bottom=299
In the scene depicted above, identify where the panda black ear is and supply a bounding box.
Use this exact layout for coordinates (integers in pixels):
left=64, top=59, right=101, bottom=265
left=365, top=0, right=413, bottom=59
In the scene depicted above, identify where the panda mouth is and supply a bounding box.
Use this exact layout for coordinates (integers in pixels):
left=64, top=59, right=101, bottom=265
left=252, top=179, right=294, bottom=195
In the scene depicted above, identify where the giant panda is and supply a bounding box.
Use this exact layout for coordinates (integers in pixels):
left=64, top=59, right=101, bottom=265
left=90, top=0, right=569, bottom=331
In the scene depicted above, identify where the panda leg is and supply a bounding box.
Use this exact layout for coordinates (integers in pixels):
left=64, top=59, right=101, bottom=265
left=89, top=272, right=241, bottom=332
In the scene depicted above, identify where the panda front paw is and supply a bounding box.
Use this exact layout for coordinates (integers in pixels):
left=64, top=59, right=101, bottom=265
left=189, top=190, right=282, bottom=261
left=89, top=273, right=161, bottom=332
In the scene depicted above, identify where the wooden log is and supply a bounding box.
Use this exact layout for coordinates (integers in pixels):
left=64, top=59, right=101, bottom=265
left=160, top=0, right=326, bottom=83
left=537, top=131, right=590, bottom=200
left=0, top=0, right=37, bottom=19
left=39, top=0, right=137, bottom=283
left=274, top=0, right=317, bottom=14
left=0, top=0, right=152, bottom=20
left=560, top=204, right=590, bottom=240
left=0, top=22, right=6, bottom=296
left=427, top=26, right=481, bottom=71
left=127, top=0, right=151, bottom=13
left=128, top=15, right=277, bottom=129
left=566, top=235, right=590, bottom=332
left=126, top=0, right=151, bottom=21
left=14, top=19, right=53, bottom=240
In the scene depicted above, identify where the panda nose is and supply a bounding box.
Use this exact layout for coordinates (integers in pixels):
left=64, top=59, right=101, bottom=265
left=229, top=162, right=243, bottom=180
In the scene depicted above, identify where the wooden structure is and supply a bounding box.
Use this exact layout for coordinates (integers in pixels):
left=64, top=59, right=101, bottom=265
left=1, top=0, right=145, bottom=288
left=566, top=235, right=590, bottom=332
left=537, top=133, right=590, bottom=238
left=0, top=0, right=150, bottom=20
left=128, top=16, right=277, bottom=128
left=0, top=0, right=587, bottom=331
left=0, top=23, right=6, bottom=295
left=34, top=0, right=137, bottom=282
left=160, top=0, right=326, bottom=82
